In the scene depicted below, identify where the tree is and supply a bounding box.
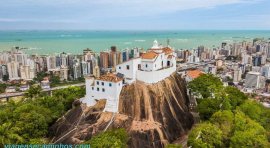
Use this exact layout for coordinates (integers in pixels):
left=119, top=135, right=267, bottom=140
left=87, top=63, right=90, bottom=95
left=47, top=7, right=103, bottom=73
left=0, top=122, right=24, bottom=146
left=0, top=83, right=7, bottom=93
left=166, top=144, right=182, bottom=148
left=0, top=85, right=85, bottom=144
left=14, top=111, right=48, bottom=140
left=53, top=86, right=85, bottom=110
left=197, top=98, right=222, bottom=120
left=210, top=110, right=234, bottom=146
left=188, top=123, right=223, bottom=148
left=225, top=86, right=247, bottom=109
left=238, top=100, right=266, bottom=125
left=85, top=128, right=128, bottom=148
left=238, top=100, right=270, bottom=138
left=188, top=74, right=223, bottom=98
left=37, top=96, right=65, bottom=119
left=24, top=85, right=42, bottom=99
left=34, top=71, right=48, bottom=82
left=50, top=75, right=60, bottom=86
left=230, top=111, right=269, bottom=148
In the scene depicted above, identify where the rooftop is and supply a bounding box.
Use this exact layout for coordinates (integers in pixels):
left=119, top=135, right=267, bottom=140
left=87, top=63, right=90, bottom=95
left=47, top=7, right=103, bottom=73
left=149, top=47, right=173, bottom=55
left=186, top=69, right=204, bottom=79
left=97, top=73, right=123, bottom=82
left=141, top=51, right=158, bottom=60
left=162, top=47, right=173, bottom=55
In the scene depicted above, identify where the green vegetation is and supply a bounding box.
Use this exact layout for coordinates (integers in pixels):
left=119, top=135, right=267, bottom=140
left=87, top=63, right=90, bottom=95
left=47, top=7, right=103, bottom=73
left=50, top=75, right=60, bottom=86
left=188, top=74, right=223, bottom=98
left=33, top=71, right=48, bottom=82
left=0, top=86, right=85, bottom=146
left=24, top=85, right=43, bottom=99
left=188, top=123, right=223, bottom=148
left=0, top=83, right=7, bottom=93
left=188, top=74, right=270, bottom=147
left=165, top=144, right=182, bottom=148
left=85, top=128, right=129, bottom=148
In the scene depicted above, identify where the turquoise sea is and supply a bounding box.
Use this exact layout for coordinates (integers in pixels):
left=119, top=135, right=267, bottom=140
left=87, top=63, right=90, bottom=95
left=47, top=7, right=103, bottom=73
left=0, top=30, right=269, bottom=54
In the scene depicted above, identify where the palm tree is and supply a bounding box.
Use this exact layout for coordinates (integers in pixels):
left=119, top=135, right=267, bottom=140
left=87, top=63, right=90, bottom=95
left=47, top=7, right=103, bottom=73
left=0, top=122, right=24, bottom=146
left=24, top=85, right=42, bottom=99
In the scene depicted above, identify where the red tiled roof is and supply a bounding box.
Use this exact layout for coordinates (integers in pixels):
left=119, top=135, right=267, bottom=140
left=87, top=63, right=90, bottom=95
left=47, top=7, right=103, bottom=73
left=162, top=47, right=173, bottom=55
left=149, top=47, right=173, bottom=55
left=186, top=70, right=203, bottom=79
left=97, top=73, right=123, bottom=82
left=141, top=51, right=158, bottom=59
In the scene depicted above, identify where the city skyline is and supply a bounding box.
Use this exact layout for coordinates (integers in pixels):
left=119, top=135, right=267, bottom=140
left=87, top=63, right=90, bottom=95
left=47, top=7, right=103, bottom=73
left=0, top=0, right=270, bottom=30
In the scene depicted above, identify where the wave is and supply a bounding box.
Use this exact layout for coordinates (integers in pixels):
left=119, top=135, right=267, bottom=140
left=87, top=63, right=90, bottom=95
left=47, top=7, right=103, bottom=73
left=176, top=39, right=188, bottom=42
left=124, top=42, right=132, bottom=45
left=29, top=47, right=42, bottom=50
left=134, top=40, right=145, bottom=42
left=59, top=34, right=73, bottom=38
left=223, top=40, right=232, bottom=42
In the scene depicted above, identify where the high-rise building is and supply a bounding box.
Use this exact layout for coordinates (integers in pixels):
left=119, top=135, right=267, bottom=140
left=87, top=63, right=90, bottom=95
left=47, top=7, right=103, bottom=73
left=261, top=64, right=270, bottom=79
left=93, top=65, right=100, bottom=78
left=252, top=54, right=262, bottom=66
left=81, top=61, right=90, bottom=76
left=245, top=71, right=264, bottom=89
left=73, top=58, right=81, bottom=79
left=233, top=65, right=242, bottom=82
left=46, top=56, right=57, bottom=70
left=60, top=52, right=68, bottom=67
left=60, top=66, right=69, bottom=81
left=1, top=65, right=8, bottom=80
left=20, top=65, right=35, bottom=80
left=7, top=61, right=20, bottom=80
left=100, top=52, right=109, bottom=69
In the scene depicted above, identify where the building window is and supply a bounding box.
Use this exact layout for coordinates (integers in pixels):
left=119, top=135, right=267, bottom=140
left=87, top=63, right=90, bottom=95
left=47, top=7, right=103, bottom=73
left=102, top=88, right=105, bottom=92
left=97, top=81, right=99, bottom=85
left=109, top=83, right=112, bottom=87
left=101, top=82, right=104, bottom=86
left=126, top=65, right=130, bottom=70
left=119, top=66, right=121, bottom=69
left=97, top=87, right=99, bottom=91
left=92, top=87, right=94, bottom=90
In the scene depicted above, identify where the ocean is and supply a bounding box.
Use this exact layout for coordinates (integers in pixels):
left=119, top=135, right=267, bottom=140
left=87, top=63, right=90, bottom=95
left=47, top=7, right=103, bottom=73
left=0, top=30, right=269, bottom=55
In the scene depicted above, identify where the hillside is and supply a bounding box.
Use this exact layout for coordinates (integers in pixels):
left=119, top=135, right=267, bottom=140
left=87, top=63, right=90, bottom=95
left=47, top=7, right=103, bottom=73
left=50, top=73, right=194, bottom=147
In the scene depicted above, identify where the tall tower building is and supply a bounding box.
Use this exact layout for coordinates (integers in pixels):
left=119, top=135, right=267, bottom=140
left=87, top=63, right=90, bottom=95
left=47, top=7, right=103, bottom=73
left=7, top=61, right=20, bottom=80
left=100, top=52, right=109, bottom=69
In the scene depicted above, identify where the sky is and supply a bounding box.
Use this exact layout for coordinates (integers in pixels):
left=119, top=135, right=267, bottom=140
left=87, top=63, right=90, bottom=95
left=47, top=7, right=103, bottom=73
left=0, top=0, right=269, bottom=30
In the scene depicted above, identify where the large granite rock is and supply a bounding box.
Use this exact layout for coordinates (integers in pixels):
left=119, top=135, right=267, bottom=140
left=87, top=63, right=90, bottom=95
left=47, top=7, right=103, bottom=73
left=50, top=73, right=194, bottom=147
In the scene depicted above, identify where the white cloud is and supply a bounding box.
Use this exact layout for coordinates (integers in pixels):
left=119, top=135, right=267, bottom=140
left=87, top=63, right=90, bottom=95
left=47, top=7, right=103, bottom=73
left=3, top=0, right=262, bottom=17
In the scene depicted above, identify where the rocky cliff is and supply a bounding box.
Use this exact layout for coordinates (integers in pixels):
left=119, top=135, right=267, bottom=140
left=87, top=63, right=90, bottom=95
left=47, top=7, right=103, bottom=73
left=50, top=73, right=194, bottom=147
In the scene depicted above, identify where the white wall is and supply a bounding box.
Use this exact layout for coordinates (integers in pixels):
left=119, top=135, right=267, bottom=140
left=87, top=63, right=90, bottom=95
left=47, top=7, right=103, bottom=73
left=82, top=78, right=123, bottom=112
left=116, top=58, right=141, bottom=83
left=141, top=60, right=154, bottom=71
left=136, top=65, right=176, bottom=84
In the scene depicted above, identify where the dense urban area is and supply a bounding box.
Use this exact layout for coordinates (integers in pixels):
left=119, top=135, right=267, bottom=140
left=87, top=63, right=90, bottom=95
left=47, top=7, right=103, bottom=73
left=1, top=38, right=270, bottom=147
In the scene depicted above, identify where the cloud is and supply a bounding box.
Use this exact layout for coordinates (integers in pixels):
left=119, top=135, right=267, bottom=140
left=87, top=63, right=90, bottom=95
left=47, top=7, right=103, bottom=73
left=0, top=0, right=266, bottom=29
left=2, top=0, right=262, bottom=17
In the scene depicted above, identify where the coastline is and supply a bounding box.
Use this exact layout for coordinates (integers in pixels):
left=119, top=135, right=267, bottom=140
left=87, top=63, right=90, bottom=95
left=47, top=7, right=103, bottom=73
left=0, top=30, right=269, bottom=54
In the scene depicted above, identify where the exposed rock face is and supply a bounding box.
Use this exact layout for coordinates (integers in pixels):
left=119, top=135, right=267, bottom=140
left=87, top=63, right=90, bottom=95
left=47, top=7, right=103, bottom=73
left=50, top=73, right=194, bottom=147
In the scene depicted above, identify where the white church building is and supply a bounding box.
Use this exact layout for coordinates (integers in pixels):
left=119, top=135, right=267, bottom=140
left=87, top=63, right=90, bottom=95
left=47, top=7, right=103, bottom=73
left=81, top=40, right=177, bottom=112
